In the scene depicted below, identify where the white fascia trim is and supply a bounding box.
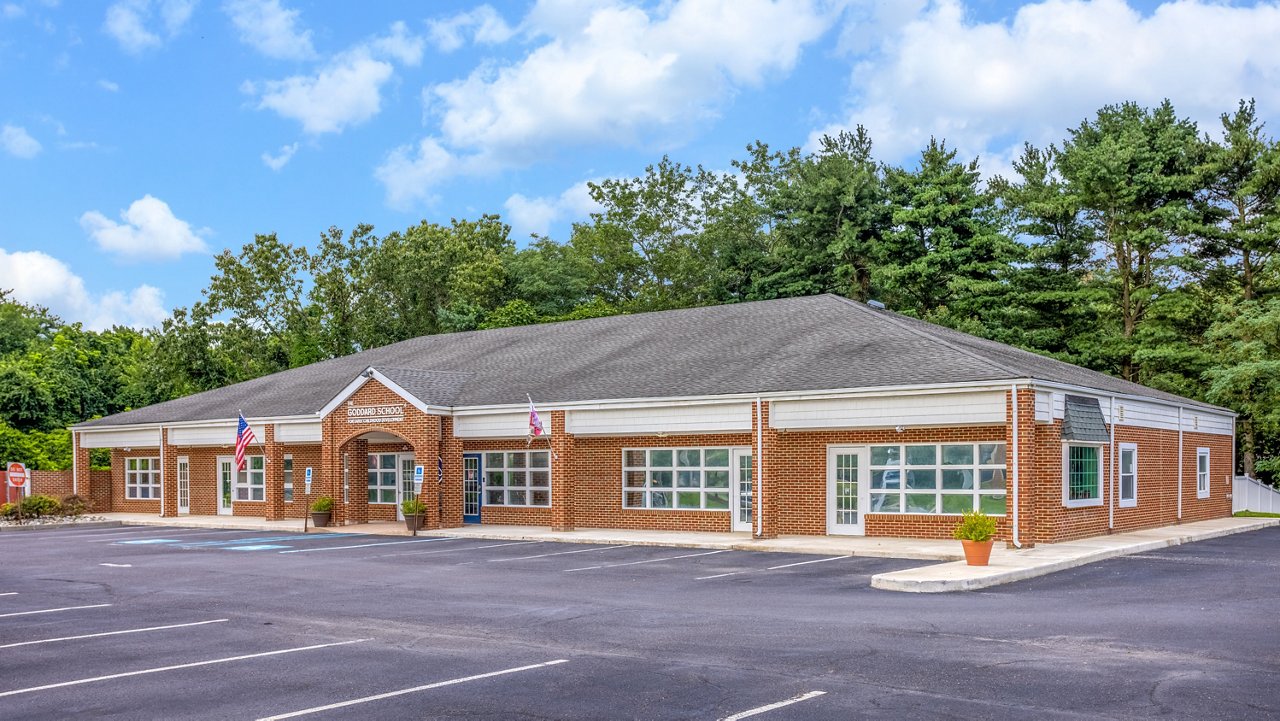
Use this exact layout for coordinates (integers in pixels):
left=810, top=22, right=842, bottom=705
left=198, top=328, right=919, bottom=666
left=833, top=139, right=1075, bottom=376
left=1028, top=380, right=1235, bottom=418
left=452, top=379, right=1032, bottom=416
left=317, top=367, right=454, bottom=419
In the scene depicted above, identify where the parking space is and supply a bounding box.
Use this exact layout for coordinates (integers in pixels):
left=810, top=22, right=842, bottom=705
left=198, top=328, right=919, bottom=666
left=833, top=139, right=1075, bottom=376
left=1, top=525, right=1277, bottom=719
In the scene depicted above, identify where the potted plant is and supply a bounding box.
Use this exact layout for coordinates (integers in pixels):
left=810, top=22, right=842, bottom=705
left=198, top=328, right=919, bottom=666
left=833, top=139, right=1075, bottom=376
left=401, top=497, right=429, bottom=532
left=953, top=509, right=998, bottom=566
left=309, top=495, right=334, bottom=528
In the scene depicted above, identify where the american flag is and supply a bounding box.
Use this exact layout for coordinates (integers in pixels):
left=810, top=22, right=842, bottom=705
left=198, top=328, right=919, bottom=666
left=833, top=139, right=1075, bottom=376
left=235, top=413, right=257, bottom=471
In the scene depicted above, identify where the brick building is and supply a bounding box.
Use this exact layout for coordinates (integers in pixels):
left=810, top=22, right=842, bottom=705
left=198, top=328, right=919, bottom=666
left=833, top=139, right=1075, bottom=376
left=71, top=295, right=1234, bottom=545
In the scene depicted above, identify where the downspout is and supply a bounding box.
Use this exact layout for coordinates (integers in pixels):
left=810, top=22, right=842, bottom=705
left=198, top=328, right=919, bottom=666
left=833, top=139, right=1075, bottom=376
left=1010, top=384, right=1021, bottom=549
left=71, top=430, right=78, bottom=496
left=752, top=394, right=762, bottom=542
left=1177, top=407, right=1184, bottom=520
left=1108, top=397, right=1116, bottom=530
left=159, top=427, right=166, bottom=519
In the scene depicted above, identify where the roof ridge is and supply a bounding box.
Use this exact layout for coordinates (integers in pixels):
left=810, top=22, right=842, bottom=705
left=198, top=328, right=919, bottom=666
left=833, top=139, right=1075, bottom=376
left=822, top=294, right=1026, bottom=379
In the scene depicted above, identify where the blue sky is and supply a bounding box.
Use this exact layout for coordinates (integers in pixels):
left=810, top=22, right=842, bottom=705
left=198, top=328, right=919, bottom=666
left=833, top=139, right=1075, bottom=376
left=2, top=0, right=1277, bottom=330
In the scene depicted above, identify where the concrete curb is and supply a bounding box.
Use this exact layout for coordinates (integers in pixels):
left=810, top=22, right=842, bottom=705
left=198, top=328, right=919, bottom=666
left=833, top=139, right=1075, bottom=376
left=0, top=520, right=124, bottom=533
left=870, top=519, right=1280, bottom=593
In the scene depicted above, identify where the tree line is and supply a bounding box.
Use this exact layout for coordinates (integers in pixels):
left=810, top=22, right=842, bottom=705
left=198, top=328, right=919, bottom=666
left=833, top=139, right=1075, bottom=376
left=4, top=98, right=1278, bottom=482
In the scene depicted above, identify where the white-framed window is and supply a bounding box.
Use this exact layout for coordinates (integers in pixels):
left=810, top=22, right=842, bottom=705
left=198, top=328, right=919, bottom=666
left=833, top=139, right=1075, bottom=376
left=1197, top=448, right=1211, bottom=498
left=1119, top=443, right=1137, bottom=508
left=283, top=455, right=294, bottom=503
left=868, top=443, right=1007, bottom=515
left=1064, top=444, right=1104, bottom=508
left=485, top=451, right=550, bottom=507
left=622, top=448, right=732, bottom=511
left=368, top=453, right=399, bottom=504
left=125, top=457, right=161, bottom=499
left=235, top=456, right=265, bottom=501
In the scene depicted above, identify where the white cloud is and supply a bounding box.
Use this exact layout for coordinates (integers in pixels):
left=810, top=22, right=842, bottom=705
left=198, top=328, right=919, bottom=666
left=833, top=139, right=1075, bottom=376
left=0, top=125, right=41, bottom=158
left=428, top=5, right=515, bottom=52
left=104, top=0, right=196, bottom=54
left=504, top=180, right=602, bottom=238
left=223, top=0, right=316, bottom=61
left=79, top=195, right=208, bottom=259
left=3, top=3, right=24, bottom=19
left=98, top=79, right=120, bottom=92
left=243, top=22, right=424, bottom=134
left=0, top=248, right=168, bottom=329
left=261, top=141, right=298, bottom=170
left=813, top=0, right=1280, bottom=169
left=379, top=0, right=837, bottom=207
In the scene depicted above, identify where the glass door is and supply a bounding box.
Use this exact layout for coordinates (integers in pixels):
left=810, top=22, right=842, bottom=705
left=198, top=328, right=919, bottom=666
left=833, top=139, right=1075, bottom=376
left=730, top=450, right=752, bottom=533
left=216, top=457, right=234, bottom=515
left=463, top=454, right=482, bottom=523
left=397, top=455, right=416, bottom=521
left=826, top=446, right=867, bottom=535
left=177, top=456, right=190, bottom=514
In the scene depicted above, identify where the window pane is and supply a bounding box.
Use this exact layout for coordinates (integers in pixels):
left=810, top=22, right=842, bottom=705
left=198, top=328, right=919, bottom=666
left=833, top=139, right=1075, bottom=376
left=624, top=491, right=645, bottom=508
left=1121, top=475, right=1135, bottom=499
left=979, top=444, right=1006, bottom=465
left=507, top=453, right=527, bottom=468
left=941, top=469, right=973, bottom=490
left=368, top=489, right=377, bottom=503
left=905, top=493, right=936, bottom=513
left=905, top=469, right=936, bottom=489
left=650, top=491, right=672, bottom=508
left=869, top=493, right=899, bottom=512
left=676, top=491, right=701, bottom=508
left=941, top=445, right=974, bottom=465
left=380, top=455, right=395, bottom=469
left=530, top=471, right=550, bottom=487
left=704, top=449, right=730, bottom=467
left=677, top=470, right=701, bottom=488
left=871, top=470, right=900, bottom=489
left=905, top=445, right=936, bottom=466
left=507, top=471, right=527, bottom=488
left=531, top=490, right=550, bottom=506
left=979, top=468, right=1006, bottom=490
left=625, top=470, right=646, bottom=488
left=367, top=471, right=377, bottom=487
left=251, top=456, right=265, bottom=470
left=128, top=458, right=138, bottom=471
left=980, top=494, right=1007, bottom=515
left=486, top=489, right=504, bottom=505
left=381, top=489, right=396, bottom=503
left=487, top=471, right=505, bottom=487
left=530, top=452, right=550, bottom=468
left=486, top=453, right=504, bottom=468
left=624, top=450, right=646, bottom=467
left=871, top=446, right=899, bottom=466
left=704, top=470, right=729, bottom=488
left=677, top=449, right=701, bottom=467
left=284, top=457, right=293, bottom=471
left=508, top=490, right=526, bottom=505
left=649, top=450, right=672, bottom=467
left=941, top=494, right=973, bottom=513
left=368, top=455, right=377, bottom=470
left=1121, top=449, right=1134, bottom=475
left=705, top=492, right=729, bottom=509
left=1068, top=446, right=1099, bottom=500
left=650, top=470, right=673, bottom=488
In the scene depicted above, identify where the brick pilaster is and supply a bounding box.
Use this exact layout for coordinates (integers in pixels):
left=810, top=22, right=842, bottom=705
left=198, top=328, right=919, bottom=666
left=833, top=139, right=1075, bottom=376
left=756, top=401, right=780, bottom=539
left=72, top=431, right=91, bottom=502
left=342, top=437, right=370, bottom=525
left=1008, top=387, right=1039, bottom=547
left=161, top=428, right=178, bottom=517
left=550, top=411, right=576, bottom=532
left=439, top=417, right=465, bottom=528
left=264, top=424, right=284, bottom=521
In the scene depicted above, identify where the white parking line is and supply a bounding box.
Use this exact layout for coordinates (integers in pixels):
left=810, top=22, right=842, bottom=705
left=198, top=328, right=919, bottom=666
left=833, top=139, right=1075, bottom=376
left=0, top=639, right=368, bottom=699
left=256, top=659, right=570, bottom=720
left=487, top=545, right=626, bottom=562
left=0, top=619, right=229, bottom=649
left=87, top=529, right=241, bottom=542
left=0, top=603, right=111, bottom=618
left=363, top=541, right=540, bottom=559
left=698, top=555, right=849, bottom=580
left=566, top=549, right=725, bottom=572
left=279, top=538, right=456, bottom=554
left=720, top=691, right=827, bottom=720
left=0, top=592, right=17, bottom=597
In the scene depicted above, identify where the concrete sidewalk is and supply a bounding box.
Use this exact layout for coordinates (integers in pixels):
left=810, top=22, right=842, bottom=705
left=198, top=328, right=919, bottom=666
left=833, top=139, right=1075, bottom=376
left=870, top=516, right=1279, bottom=593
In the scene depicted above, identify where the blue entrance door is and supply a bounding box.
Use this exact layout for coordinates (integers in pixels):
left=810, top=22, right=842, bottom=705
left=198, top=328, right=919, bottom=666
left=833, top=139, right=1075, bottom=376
left=463, top=453, right=482, bottom=523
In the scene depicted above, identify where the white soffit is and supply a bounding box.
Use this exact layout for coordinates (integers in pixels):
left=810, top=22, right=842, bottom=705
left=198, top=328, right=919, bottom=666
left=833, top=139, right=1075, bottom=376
left=771, top=392, right=1006, bottom=430
left=567, top=403, right=752, bottom=436
left=78, top=428, right=161, bottom=449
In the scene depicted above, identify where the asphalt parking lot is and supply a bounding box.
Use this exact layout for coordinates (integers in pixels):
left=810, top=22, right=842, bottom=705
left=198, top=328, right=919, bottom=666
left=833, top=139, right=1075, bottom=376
left=1, top=525, right=1277, bottom=720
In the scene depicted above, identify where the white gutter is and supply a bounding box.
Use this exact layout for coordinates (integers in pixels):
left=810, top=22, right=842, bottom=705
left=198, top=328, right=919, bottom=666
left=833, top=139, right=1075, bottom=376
left=756, top=396, right=764, bottom=538
left=1010, top=384, right=1021, bottom=548
left=1108, top=396, right=1116, bottom=530
left=1177, top=406, right=1184, bottom=520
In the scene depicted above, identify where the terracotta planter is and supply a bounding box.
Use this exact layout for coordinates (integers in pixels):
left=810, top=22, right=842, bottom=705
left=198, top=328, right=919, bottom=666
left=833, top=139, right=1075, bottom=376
left=310, top=511, right=331, bottom=528
left=404, top=514, right=425, bottom=532
left=961, top=539, right=994, bottom=566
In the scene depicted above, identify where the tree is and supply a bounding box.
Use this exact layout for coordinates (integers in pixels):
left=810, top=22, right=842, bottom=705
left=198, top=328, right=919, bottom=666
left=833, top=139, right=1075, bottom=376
left=1204, top=297, right=1280, bottom=478
left=310, top=224, right=377, bottom=358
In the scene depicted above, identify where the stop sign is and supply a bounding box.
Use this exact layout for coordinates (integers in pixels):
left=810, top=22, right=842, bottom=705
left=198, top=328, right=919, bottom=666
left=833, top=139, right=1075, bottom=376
left=7, top=462, right=27, bottom=489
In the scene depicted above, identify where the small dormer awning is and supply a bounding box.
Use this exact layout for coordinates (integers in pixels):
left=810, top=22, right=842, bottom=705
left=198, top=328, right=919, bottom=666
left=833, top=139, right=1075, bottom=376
left=1062, top=395, right=1110, bottom=442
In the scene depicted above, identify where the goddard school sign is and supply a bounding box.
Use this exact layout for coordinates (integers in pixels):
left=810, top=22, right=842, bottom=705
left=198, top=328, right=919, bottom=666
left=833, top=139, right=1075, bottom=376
left=346, top=402, right=405, bottom=424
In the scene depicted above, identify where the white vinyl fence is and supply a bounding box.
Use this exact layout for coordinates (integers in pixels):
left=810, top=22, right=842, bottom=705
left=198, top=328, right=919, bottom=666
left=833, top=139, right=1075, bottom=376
left=1233, top=475, right=1280, bottom=514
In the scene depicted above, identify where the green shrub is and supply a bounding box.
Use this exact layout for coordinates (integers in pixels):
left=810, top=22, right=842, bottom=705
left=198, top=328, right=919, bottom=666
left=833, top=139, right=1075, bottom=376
left=401, top=497, right=429, bottom=516
left=19, top=494, right=62, bottom=518
left=0, top=502, right=16, bottom=519
left=952, top=509, right=998, bottom=542
left=61, top=494, right=92, bottom=517
left=309, top=495, right=334, bottom=513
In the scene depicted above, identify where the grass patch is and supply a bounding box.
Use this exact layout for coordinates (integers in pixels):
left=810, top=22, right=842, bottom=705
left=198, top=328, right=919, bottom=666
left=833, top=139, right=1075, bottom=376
left=1234, top=510, right=1280, bottom=518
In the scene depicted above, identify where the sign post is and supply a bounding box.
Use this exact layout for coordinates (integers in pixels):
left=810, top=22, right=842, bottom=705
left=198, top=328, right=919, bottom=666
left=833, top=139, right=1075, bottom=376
left=304, top=467, right=313, bottom=495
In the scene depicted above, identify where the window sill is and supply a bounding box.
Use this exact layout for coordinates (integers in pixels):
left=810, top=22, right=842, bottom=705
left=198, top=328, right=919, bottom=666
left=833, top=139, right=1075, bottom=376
left=1063, top=498, right=1103, bottom=509
left=1118, top=500, right=1137, bottom=509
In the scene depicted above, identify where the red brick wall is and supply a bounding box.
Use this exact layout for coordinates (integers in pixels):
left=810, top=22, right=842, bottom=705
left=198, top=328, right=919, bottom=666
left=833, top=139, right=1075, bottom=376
left=110, top=448, right=163, bottom=514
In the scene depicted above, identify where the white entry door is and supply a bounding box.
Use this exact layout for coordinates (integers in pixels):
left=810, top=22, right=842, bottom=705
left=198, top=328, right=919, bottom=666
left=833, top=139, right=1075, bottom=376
left=216, top=457, right=234, bottom=515
left=730, top=449, right=753, bottom=533
left=176, top=456, right=190, bottom=514
left=827, top=446, right=868, bottom=535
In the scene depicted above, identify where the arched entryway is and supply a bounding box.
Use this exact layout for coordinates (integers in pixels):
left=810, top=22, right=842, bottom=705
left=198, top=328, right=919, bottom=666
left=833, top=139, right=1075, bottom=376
left=332, top=427, right=436, bottom=527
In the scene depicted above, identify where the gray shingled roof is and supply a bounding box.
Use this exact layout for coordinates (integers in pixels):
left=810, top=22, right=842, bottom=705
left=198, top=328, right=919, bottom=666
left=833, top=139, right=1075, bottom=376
left=76, top=294, right=1228, bottom=429
left=1061, top=395, right=1111, bottom=442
